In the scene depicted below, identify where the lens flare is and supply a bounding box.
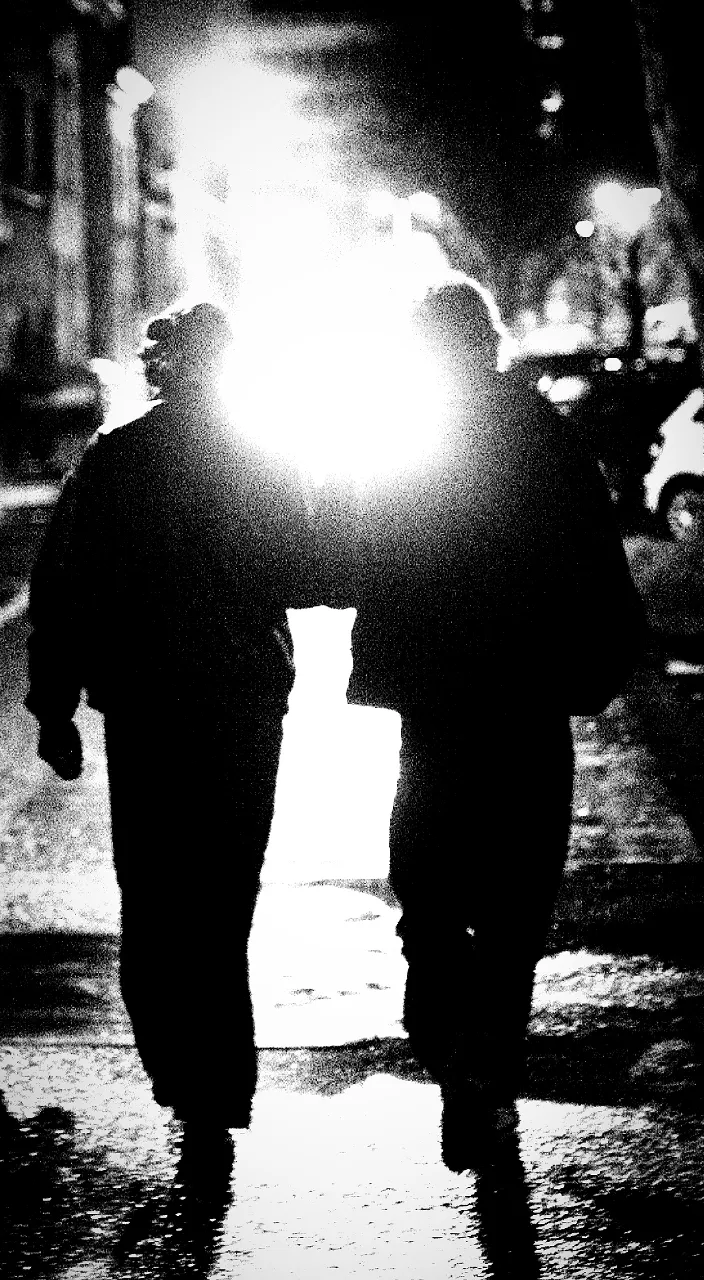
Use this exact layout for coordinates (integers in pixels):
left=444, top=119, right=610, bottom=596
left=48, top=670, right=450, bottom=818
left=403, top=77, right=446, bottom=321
left=149, top=31, right=461, bottom=484
left=220, top=298, right=449, bottom=485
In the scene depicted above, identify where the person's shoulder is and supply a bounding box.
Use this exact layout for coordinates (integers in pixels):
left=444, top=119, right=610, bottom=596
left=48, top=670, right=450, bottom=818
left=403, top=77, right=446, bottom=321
left=97, top=401, right=164, bottom=443
left=88, top=403, right=167, bottom=463
left=65, top=405, right=164, bottom=497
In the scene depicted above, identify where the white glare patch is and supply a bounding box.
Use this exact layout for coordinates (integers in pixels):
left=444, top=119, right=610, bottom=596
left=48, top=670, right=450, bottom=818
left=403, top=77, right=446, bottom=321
left=158, top=31, right=458, bottom=486
left=546, top=375, right=586, bottom=404
left=366, top=189, right=398, bottom=219
left=645, top=298, right=697, bottom=345
left=114, top=65, right=154, bottom=107
left=592, top=182, right=662, bottom=237
left=575, top=219, right=594, bottom=238
left=540, top=89, right=563, bottom=113
left=90, top=357, right=149, bottom=430
left=407, top=191, right=443, bottom=223
left=220, top=303, right=449, bottom=484
left=604, top=357, right=622, bottom=371
left=545, top=297, right=570, bottom=324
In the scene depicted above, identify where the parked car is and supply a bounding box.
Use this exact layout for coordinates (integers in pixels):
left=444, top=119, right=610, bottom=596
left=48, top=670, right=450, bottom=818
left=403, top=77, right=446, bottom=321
left=643, top=387, right=704, bottom=539
left=516, top=348, right=701, bottom=532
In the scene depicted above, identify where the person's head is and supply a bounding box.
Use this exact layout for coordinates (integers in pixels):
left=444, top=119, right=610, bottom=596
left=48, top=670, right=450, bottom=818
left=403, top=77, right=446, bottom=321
left=139, top=301, right=233, bottom=407
left=413, top=278, right=511, bottom=394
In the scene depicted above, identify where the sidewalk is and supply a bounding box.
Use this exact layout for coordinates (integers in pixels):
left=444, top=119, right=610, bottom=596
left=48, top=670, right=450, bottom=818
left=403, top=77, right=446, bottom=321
left=5, top=1037, right=704, bottom=1280
left=1, top=660, right=703, bottom=1100
left=3, top=574, right=704, bottom=1272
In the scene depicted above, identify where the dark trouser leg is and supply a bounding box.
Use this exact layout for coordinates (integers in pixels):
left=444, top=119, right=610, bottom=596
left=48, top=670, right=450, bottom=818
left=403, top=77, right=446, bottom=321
left=389, top=706, right=574, bottom=1089
left=104, top=708, right=283, bottom=1122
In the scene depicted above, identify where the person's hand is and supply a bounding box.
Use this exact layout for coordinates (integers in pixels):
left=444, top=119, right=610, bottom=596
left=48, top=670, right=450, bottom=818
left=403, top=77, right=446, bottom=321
left=38, top=720, right=83, bottom=781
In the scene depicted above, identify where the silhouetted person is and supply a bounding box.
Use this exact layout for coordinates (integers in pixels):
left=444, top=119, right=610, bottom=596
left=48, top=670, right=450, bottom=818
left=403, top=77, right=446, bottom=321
left=24, top=301, right=311, bottom=1138
left=336, top=279, right=645, bottom=1161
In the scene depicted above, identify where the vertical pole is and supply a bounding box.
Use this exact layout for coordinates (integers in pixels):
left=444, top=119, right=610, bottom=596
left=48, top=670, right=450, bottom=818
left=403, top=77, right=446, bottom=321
left=79, top=34, right=115, bottom=357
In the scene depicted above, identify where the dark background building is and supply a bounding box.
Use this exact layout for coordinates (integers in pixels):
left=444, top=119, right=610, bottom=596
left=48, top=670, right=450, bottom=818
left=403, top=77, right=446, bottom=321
left=0, top=1, right=162, bottom=477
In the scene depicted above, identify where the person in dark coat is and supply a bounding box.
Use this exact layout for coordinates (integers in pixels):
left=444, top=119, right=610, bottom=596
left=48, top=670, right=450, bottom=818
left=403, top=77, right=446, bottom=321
left=25, top=301, right=313, bottom=1137
left=336, top=279, right=646, bottom=1163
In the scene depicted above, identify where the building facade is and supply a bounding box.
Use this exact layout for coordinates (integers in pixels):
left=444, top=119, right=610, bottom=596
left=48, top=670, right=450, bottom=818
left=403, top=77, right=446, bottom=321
left=0, top=1, right=174, bottom=476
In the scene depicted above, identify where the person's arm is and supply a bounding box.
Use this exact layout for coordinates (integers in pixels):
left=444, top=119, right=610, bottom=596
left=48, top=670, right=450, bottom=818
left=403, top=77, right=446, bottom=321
left=24, top=454, right=98, bottom=778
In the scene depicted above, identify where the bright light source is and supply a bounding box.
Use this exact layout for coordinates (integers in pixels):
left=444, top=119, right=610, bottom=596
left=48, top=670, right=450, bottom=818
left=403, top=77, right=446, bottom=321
left=592, top=181, right=661, bottom=236
left=545, top=297, right=570, bottom=324
left=537, top=34, right=564, bottom=49
left=575, top=219, right=594, bottom=238
left=540, top=90, right=563, bottom=113
left=220, top=305, right=450, bottom=486
left=521, top=321, right=593, bottom=356
left=547, top=376, right=587, bottom=404
left=115, top=66, right=155, bottom=107
left=407, top=191, right=443, bottom=223
left=604, top=357, right=622, bottom=371
left=592, top=181, right=626, bottom=219
left=537, top=375, right=553, bottom=393
left=165, top=39, right=458, bottom=485
left=367, top=190, right=398, bottom=220
left=645, top=298, right=696, bottom=344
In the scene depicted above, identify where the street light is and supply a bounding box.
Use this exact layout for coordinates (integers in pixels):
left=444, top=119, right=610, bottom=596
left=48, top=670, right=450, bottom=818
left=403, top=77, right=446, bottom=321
left=406, top=191, right=443, bottom=224
left=592, top=182, right=661, bottom=238
left=115, top=66, right=155, bottom=108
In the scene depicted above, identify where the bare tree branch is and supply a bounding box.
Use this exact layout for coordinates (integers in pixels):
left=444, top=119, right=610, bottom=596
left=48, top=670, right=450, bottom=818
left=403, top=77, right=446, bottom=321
left=631, top=0, right=704, bottom=376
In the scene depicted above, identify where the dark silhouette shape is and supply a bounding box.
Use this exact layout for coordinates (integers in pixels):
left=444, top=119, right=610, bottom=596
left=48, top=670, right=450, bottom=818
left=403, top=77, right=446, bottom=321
left=0, top=1091, right=97, bottom=1275
left=326, top=278, right=646, bottom=1114
left=440, top=1083, right=542, bottom=1275
left=115, top=1128, right=235, bottom=1277
left=24, top=301, right=313, bottom=1131
left=473, top=1124, right=542, bottom=1278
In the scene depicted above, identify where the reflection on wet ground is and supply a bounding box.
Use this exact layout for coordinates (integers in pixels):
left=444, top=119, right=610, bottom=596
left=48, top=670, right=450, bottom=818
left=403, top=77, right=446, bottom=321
left=114, top=1129, right=235, bottom=1279
left=2, top=1046, right=704, bottom=1278
left=1, top=1086, right=235, bottom=1279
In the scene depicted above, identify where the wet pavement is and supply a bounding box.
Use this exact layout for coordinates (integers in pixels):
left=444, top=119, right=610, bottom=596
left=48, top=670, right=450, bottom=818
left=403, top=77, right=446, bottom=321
left=3, top=601, right=704, bottom=1274
left=4, top=1046, right=704, bottom=1279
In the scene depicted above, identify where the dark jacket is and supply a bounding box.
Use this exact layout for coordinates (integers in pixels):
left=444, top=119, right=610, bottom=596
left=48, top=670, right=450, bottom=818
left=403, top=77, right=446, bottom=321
left=25, top=401, right=314, bottom=723
left=336, top=375, right=647, bottom=716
